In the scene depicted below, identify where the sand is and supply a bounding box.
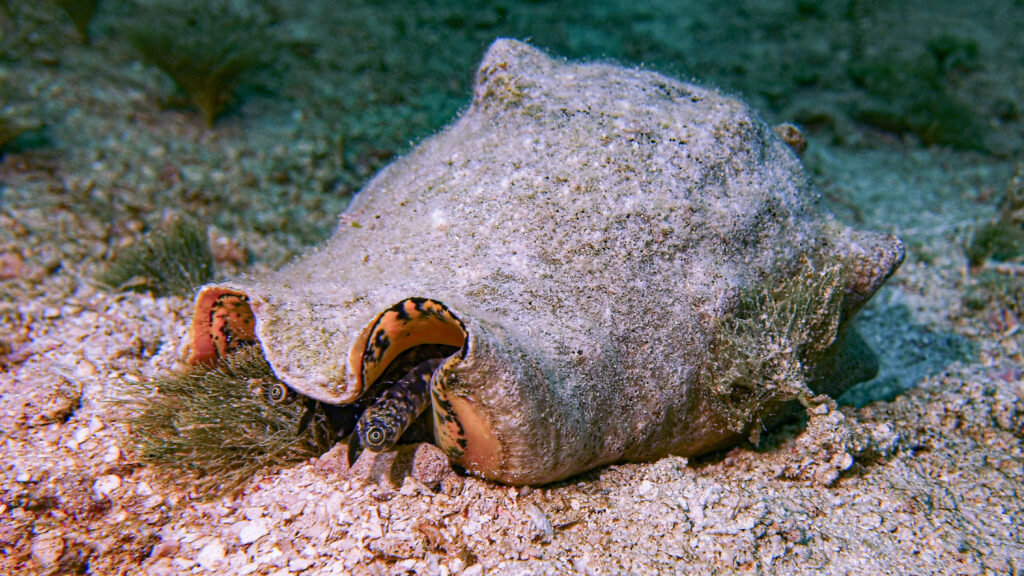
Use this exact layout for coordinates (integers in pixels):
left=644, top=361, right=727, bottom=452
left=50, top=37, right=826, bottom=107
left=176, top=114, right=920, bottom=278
left=2, top=1, right=1022, bottom=574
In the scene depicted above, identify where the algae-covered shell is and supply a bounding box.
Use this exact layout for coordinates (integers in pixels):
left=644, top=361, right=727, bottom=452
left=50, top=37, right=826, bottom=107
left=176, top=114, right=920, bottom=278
left=188, top=39, right=903, bottom=485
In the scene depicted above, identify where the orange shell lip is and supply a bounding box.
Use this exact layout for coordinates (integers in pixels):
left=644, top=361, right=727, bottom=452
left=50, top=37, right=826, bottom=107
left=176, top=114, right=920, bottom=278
left=190, top=291, right=469, bottom=402
left=188, top=287, right=255, bottom=365
left=349, top=297, right=467, bottom=400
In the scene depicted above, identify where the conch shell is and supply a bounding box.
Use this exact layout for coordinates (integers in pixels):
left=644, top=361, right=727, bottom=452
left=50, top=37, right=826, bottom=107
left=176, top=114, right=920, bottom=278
left=188, top=39, right=903, bottom=485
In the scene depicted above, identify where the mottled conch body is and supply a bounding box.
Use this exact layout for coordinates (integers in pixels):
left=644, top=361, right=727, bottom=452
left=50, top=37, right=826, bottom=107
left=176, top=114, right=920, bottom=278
left=189, top=39, right=903, bottom=485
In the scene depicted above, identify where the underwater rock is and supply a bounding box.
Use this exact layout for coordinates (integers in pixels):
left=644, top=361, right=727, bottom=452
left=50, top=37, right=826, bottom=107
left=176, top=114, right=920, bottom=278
left=188, top=39, right=903, bottom=485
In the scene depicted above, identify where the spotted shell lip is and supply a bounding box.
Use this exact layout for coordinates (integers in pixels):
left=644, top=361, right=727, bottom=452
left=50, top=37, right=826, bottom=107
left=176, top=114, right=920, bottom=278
left=189, top=289, right=471, bottom=406
left=350, top=297, right=468, bottom=402
left=188, top=286, right=257, bottom=365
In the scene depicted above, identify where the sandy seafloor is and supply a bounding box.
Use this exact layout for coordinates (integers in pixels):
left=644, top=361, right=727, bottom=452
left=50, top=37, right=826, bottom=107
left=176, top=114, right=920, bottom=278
left=2, top=1, right=1024, bottom=574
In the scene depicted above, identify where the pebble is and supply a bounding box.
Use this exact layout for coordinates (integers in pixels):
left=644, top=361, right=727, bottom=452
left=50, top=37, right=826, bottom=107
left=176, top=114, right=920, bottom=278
left=73, top=427, right=92, bottom=444
left=150, top=539, right=180, bottom=559
left=735, top=514, right=757, bottom=531
left=522, top=503, right=554, bottom=543
left=283, top=499, right=306, bottom=521
left=303, top=546, right=321, bottom=561
left=30, top=533, right=65, bottom=571
left=136, top=481, right=154, bottom=496
left=244, top=506, right=266, bottom=521
left=196, top=540, right=226, bottom=570
left=88, top=416, right=105, bottom=432
left=75, top=359, right=98, bottom=377
left=838, top=452, right=855, bottom=471
left=93, top=474, right=122, bottom=497
left=860, top=513, right=883, bottom=530
left=238, top=520, right=269, bottom=545
left=411, top=443, right=455, bottom=489
left=984, top=558, right=1011, bottom=572
left=102, top=445, right=121, bottom=463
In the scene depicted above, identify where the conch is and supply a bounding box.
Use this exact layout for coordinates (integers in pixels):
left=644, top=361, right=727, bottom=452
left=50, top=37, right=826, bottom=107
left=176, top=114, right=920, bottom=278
left=188, top=39, right=903, bottom=486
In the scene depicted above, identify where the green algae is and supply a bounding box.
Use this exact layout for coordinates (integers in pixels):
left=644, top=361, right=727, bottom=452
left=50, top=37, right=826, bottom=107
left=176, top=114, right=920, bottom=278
left=122, top=0, right=267, bottom=126
left=701, top=260, right=845, bottom=435
left=98, top=220, right=214, bottom=297
left=121, top=346, right=335, bottom=496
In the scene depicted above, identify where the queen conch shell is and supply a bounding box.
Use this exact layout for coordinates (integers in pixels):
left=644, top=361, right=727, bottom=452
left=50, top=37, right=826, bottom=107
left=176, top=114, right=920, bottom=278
left=188, top=39, right=903, bottom=486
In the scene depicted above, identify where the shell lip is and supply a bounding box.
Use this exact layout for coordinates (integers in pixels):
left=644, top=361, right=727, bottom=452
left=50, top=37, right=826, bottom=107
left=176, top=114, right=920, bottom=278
left=347, top=296, right=469, bottom=402
left=187, top=285, right=256, bottom=365
left=188, top=287, right=472, bottom=406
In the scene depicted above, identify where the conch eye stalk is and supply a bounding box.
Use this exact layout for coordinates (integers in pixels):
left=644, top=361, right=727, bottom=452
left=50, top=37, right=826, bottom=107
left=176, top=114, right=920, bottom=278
left=186, top=39, right=903, bottom=486
left=267, top=381, right=297, bottom=404
left=356, top=357, right=443, bottom=452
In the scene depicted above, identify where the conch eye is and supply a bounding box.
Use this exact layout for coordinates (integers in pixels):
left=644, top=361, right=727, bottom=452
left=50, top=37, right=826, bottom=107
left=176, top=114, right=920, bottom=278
left=363, top=425, right=389, bottom=449
left=267, top=381, right=297, bottom=404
